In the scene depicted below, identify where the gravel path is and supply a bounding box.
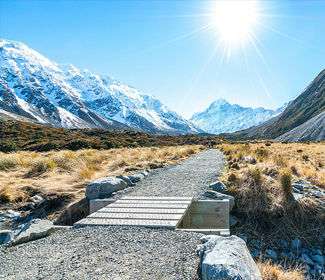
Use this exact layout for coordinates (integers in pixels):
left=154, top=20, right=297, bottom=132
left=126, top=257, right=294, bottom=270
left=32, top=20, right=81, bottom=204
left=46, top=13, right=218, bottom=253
left=0, top=227, right=203, bottom=280
left=0, top=149, right=224, bottom=280
left=129, top=149, right=224, bottom=198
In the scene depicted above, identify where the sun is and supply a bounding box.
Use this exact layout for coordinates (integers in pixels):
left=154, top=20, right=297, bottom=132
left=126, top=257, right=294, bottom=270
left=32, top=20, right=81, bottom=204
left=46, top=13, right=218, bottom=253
left=212, top=0, right=261, bottom=49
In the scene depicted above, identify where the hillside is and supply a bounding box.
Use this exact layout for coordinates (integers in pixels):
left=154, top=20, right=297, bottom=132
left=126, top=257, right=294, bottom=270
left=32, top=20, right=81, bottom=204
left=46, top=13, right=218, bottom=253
left=0, top=118, right=220, bottom=152
left=191, top=99, right=285, bottom=134
left=226, top=69, right=325, bottom=140
left=276, top=111, right=325, bottom=142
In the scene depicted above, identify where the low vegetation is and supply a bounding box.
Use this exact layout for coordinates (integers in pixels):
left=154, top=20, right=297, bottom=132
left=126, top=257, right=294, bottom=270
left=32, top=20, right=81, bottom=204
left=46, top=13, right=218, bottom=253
left=218, top=142, right=325, bottom=243
left=258, top=261, right=304, bottom=280
left=0, top=145, right=203, bottom=217
left=0, top=119, right=221, bottom=152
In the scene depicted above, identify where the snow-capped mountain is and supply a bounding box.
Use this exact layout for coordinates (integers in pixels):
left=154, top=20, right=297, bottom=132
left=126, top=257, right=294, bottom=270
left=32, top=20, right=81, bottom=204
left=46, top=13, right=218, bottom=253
left=190, top=99, right=286, bottom=134
left=0, top=39, right=199, bottom=134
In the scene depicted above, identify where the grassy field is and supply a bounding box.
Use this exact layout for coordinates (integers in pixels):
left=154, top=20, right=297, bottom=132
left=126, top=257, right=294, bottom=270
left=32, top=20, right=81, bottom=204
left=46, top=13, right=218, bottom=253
left=0, top=145, right=204, bottom=216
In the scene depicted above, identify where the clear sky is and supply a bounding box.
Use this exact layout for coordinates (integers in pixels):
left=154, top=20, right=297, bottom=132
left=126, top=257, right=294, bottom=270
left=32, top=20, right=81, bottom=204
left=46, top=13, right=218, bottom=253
left=1, top=0, right=325, bottom=118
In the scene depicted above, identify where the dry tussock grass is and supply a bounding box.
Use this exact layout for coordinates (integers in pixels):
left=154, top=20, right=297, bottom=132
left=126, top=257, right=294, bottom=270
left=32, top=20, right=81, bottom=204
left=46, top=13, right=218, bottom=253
left=218, top=142, right=325, bottom=244
left=258, top=261, right=304, bottom=280
left=0, top=145, right=203, bottom=206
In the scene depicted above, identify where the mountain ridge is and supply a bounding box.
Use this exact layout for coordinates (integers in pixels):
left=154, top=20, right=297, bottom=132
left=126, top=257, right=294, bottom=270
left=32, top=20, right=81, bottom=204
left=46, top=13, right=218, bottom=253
left=0, top=39, right=200, bottom=135
left=190, top=98, right=286, bottom=134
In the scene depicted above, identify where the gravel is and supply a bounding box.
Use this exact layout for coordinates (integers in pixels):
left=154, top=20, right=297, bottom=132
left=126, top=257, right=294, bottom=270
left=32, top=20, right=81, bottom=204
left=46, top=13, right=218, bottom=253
left=0, top=226, right=203, bottom=280
left=0, top=149, right=224, bottom=280
left=128, top=149, right=224, bottom=198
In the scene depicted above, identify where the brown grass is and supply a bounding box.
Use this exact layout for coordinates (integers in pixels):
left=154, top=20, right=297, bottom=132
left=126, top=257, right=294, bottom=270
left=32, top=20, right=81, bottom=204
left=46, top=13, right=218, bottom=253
left=218, top=142, right=325, bottom=244
left=0, top=145, right=204, bottom=211
left=258, top=261, right=304, bottom=280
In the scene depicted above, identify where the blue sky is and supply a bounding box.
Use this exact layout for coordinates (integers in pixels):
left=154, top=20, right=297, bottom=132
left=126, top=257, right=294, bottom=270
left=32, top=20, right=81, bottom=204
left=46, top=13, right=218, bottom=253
left=1, top=0, right=325, bottom=118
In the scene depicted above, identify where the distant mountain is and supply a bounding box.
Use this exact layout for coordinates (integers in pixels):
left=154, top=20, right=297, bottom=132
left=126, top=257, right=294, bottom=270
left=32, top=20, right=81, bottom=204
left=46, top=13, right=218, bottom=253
left=190, top=99, right=285, bottom=134
left=0, top=39, right=199, bottom=134
left=227, top=69, right=325, bottom=141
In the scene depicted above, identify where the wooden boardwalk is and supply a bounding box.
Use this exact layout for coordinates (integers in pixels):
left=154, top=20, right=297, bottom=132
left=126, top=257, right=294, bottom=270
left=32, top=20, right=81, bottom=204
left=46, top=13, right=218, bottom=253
left=75, top=196, right=193, bottom=229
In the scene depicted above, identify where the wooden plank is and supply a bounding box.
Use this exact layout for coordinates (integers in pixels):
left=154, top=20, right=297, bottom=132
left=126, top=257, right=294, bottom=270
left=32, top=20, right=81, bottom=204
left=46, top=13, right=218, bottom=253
left=75, top=218, right=178, bottom=228
left=97, top=208, right=186, bottom=214
left=114, top=200, right=191, bottom=205
left=120, top=196, right=193, bottom=201
left=107, top=203, right=189, bottom=209
left=88, top=212, right=183, bottom=220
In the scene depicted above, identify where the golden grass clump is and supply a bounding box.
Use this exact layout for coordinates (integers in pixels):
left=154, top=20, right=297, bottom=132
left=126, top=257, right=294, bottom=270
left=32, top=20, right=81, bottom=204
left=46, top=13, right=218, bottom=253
left=258, top=261, right=304, bottom=280
left=26, top=158, right=57, bottom=177
left=0, top=154, right=19, bottom=171
left=279, top=169, right=292, bottom=199
left=0, top=184, right=27, bottom=203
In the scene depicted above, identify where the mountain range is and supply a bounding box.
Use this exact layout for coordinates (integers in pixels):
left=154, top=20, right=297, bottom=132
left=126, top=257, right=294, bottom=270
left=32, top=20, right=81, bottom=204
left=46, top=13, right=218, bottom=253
left=1, top=39, right=324, bottom=141
left=226, top=69, right=325, bottom=141
left=0, top=39, right=199, bottom=135
left=190, top=99, right=286, bottom=134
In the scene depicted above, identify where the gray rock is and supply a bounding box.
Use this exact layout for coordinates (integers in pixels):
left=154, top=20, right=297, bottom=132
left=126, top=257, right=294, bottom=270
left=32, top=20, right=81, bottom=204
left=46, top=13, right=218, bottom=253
left=0, top=230, right=14, bottom=245
left=198, top=235, right=261, bottom=280
left=312, top=254, right=324, bottom=266
left=243, top=156, right=256, bottom=164
left=209, top=181, right=227, bottom=193
left=13, top=219, right=58, bottom=245
left=141, top=170, right=150, bottom=176
left=86, top=177, right=128, bottom=199
left=2, top=210, right=21, bottom=220
left=30, top=195, right=45, bottom=205
left=301, top=253, right=314, bottom=265
left=203, top=190, right=235, bottom=210
left=265, top=249, right=278, bottom=260
left=116, top=175, right=135, bottom=187
left=128, top=173, right=145, bottom=183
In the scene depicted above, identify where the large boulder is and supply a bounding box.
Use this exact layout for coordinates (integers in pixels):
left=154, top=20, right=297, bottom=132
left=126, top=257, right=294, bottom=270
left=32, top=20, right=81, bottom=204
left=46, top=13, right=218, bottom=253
left=13, top=219, right=59, bottom=245
left=86, top=177, right=128, bottom=200
left=198, top=235, right=262, bottom=280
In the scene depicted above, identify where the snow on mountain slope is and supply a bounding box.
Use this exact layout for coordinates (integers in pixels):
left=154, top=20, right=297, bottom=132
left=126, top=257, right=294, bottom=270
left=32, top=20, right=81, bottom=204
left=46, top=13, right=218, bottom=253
left=0, top=39, right=199, bottom=134
left=190, top=99, right=285, bottom=134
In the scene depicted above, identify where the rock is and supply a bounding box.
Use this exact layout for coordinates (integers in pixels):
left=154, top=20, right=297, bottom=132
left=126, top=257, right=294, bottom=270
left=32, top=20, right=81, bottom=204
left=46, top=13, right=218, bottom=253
left=128, top=173, right=145, bottom=183
left=86, top=177, right=128, bottom=200
left=0, top=230, right=14, bottom=245
left=30, top=195, right=45, bottom=206
left=265, top=249, right=278, bottom=260
left=301, top=253, right=314, bottom=265
left=203, top=190, right=235, bottom=210
left=141, top=170, right=150, bottom=176
left=198, top=235, right=262, bottom=280
left=243, top=156, right=256, bottom=164
left=2, top=210, right=21, bottom=220
left=238, top=234, right=247, bottom=243
left=291, top=238, right=302, bottom=251
left=13, top=219, right=58, bottom=245
left=209, top=181, right=227, bottom=193
left=116, top=175, right=135, bottom=187
left=312, top=255, right=324, bottom=266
